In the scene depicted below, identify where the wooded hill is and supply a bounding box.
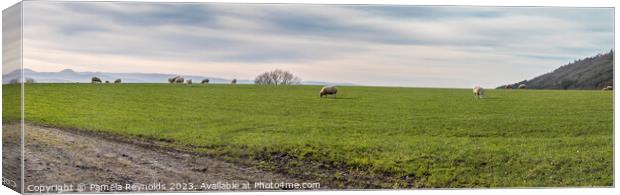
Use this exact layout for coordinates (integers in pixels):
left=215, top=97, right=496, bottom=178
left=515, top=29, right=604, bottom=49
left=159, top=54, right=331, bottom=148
left=498, top=50, right=613, bottom=90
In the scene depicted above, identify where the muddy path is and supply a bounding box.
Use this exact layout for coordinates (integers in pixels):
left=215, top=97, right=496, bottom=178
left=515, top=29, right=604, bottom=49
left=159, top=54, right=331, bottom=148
left=3, top=124, right=323, bottom=192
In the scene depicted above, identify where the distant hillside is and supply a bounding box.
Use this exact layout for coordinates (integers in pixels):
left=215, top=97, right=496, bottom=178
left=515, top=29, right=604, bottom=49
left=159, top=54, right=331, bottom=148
left=2, top=69, right=240, bottom=84
left=499, top=51, right=613, bottom=90
left=1, top=69, right=356, bottom=86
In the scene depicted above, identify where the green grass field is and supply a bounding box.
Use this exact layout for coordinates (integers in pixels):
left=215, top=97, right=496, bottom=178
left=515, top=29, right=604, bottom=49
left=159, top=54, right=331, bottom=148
left=2, top=83, right=613, bottom=187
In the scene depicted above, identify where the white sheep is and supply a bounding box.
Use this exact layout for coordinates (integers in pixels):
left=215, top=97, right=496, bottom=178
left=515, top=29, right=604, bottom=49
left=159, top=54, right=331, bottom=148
left=320, top=86, right=338, bottom=98
left=168, top=76, right=184, bottom=84
left=473, top=86, right=484, bottom=98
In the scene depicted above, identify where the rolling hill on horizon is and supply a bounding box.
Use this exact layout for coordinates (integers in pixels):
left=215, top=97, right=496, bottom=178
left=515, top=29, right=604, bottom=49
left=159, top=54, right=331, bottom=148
left=499, top=50, right=614, bottom=90
left=1, top=68, right=357, bottom=86
left=2, top=68, right=247, bottom=84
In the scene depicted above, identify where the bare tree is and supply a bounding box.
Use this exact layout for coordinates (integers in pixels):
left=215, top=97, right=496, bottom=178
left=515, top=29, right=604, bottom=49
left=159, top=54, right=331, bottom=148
left=254, top=69, right=301, bottom=85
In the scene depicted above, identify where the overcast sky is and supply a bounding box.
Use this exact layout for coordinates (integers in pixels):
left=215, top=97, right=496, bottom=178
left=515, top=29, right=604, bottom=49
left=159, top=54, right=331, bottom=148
left=19, top=2, right=614, bottom=88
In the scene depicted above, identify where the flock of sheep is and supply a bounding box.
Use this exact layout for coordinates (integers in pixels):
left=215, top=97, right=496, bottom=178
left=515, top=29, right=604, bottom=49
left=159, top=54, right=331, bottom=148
left=90, top=76, right=612, bottom=99
left=90, top=75, right=480, bottom=99
left=167, top=75, right=235, bottom=85
left=91, top=77, right=121, bottom=84
left=167, top=75, right=338, bottom=98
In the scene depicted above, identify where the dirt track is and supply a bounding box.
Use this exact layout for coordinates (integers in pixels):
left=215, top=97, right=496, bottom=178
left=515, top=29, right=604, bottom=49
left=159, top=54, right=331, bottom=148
left=3, top=124, right=322, bottom=192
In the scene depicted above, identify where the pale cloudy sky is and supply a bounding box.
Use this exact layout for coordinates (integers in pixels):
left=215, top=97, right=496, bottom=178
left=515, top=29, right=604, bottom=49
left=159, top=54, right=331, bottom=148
left=19, top=1, right=613, bottom=88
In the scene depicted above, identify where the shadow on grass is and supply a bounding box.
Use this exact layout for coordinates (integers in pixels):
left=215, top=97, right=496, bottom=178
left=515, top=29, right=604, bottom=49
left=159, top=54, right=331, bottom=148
left=475, top=97, right=501, bottom=100
left=323, top=97, right=355, bottom=100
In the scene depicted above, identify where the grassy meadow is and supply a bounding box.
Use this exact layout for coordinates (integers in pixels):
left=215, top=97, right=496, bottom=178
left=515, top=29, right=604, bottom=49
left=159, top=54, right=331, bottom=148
left=3, top=83, right=613, bottom=187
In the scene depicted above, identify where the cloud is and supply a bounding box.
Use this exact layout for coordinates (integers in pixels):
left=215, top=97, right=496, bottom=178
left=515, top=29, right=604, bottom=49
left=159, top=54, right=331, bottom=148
left=2, top=2, right=22, bottom=74
left=20, top=1, right=614, bottom=88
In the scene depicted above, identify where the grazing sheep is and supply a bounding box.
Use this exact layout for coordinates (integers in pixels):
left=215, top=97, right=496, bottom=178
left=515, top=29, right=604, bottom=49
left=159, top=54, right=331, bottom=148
left=201, top=79, right=209, bottom=84
left=319, top=86, right=338, bottom=98
left=114, top=79, right=122, bottom=84
left=602, top=85, right=613, bottom=91
left=186, top=79, right=192, bottom=85
left=473, top=86, right=484, bottom=98
left=91, top=77, right=102, bottom=84
left=518, top=84, right=527, bottom=89
left=231, top=79, right=237, bottom=84
left=25, top=78, right=36, bottom=83
left=168, top=76, right=184, bottom=84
